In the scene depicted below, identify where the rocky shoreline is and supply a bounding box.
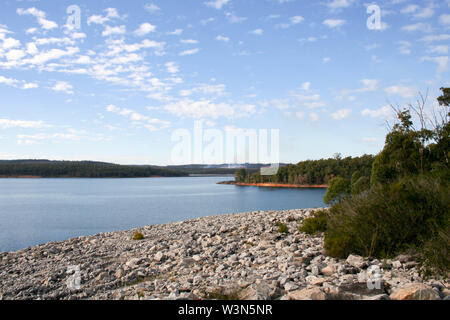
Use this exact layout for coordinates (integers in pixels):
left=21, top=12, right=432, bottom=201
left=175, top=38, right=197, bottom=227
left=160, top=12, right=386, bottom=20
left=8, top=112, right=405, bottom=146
left=0, top=208, right=448, bottom=300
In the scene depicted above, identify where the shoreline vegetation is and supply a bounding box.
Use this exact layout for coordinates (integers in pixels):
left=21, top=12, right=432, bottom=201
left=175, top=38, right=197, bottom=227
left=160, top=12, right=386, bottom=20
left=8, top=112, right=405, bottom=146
left=218, top=181, right=328, bottom=189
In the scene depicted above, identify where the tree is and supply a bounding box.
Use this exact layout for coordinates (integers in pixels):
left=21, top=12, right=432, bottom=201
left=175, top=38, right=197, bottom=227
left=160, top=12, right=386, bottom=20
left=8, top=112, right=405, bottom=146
left=324, top=176, right=350, bottom=204
left=437, top=87, right=450, bottom=107
left=235, top=169, right=247, bottom=182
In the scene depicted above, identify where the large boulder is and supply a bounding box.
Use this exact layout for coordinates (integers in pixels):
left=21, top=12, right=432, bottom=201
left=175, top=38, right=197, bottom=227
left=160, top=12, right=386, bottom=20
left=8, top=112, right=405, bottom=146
left=346, top=255, right=368, bottom=269
left=288, top=287, right=326, bottom=300
left=390, top=283, right=441, bottom=300
left=238, top=281, right=273, bottom=300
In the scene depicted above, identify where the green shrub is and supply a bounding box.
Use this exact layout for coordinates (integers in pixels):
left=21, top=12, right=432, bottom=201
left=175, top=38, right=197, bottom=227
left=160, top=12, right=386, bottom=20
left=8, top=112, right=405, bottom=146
left=324, top=175, right=449, bottom=260
left=418, top=225, right=450, bottom=278
left=132, top=231, right=145, bottom=240
left=298, top=209, right=328, bottom=234
left=276, top=222, right=289, bottom=234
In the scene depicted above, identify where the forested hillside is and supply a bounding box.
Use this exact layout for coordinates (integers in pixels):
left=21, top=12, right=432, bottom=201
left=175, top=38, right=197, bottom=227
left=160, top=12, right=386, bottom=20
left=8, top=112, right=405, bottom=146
left=234, top=155, right=374, bottom=185
left=0, top=160, right=187, bottom=178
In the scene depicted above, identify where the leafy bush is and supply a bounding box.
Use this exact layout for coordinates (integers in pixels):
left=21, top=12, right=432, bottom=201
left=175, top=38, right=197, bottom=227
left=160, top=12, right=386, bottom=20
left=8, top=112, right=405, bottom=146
left=324, top=175, right=449, bottom=259
left=132, top=231, right=145, bottom=240
left=276, top=222, right=289, bottom=234
left=299, top=209, right=328, bottom=234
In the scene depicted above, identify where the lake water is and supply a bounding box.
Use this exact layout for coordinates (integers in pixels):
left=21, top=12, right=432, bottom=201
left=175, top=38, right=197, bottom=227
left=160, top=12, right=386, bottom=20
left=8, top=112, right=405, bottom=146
left=0, top=177, right=326, bottom=252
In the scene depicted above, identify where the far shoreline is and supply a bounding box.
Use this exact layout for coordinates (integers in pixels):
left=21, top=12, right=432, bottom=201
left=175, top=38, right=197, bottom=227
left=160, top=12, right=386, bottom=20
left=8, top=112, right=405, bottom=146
left=218, top=181, right=328, bottom=189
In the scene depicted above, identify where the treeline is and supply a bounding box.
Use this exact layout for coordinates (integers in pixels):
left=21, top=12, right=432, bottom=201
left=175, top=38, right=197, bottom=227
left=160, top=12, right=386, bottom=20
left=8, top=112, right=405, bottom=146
left=0, top=160, right=188, bottom=178
left=300, top=87, right=449, bottom=277
left=234, top=155, right=374, bottom=185
left=167, top=165, right=259, bottom=176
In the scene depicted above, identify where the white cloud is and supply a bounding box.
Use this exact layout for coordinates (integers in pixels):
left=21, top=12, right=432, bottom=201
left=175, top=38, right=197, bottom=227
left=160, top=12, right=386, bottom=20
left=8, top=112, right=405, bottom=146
left=421, top=56, right=449, bottom=73
left=323, top=19, right=346, bottom=28
left=0, top=75, right=19, bottom=87
left=327, top=0, right=353, bottom=11
left=384, top=85, right=416, bottom=98
left=22, top=83, right=38, bottom=89
left=52, top=81, right=74, bottom=95
left=0, top=118, right=49, bottom=129
left=414, top=7, right=434, bottom=19
left=5, top=49, right=26, bottom=61
left=420, top=34, right=450, bottom=42
left=439, top=14, right=450, bottom=25
left=23, top=47, right=79, bottom=66
left=134, top=23, right=156, bottom=36
left=144, top=3, right=161, bottom=14
left=1, top=37, right=21, bottom=49
left=216, top=35, right=230, bottom=42
left=25, top=28, right=37, bottom=35
left=362, top=105, right=392, bottom=119
left=402, top=23, right=432, bottom=33
left=204, top=0, right=230, bottom=10
left=17, top=7, right=58, bottom=30
left=102, top=25, right=126, bottom=37
left=164, top=99, right=255, bottom=119
left=225, top=12, right=247, bottom=23
left=180, top=39, right=198, bottom=44
left=301, top=82, right=311, bottom=91
left=398, top=40, right=412, bottom=55
left=179, top=48, right=200, bottom=56
left=401, top=4, right=419, bottom=14
left=165, top=62, right=179, bottom=74
left=309, top=112, right=319, bottom=122
left=180, top=84, right=226, bottom=97
left=0, top=76, right=38, bottom=90
left=249, top=29, right=263, bottom=35
left=290, top=16, right=304, bottom=24
left=426, top=45, right=448, bottom=55
left=331, top=108, right=351, bottom=120
left=358, top=79, right=379, bottom=92
left=277, top=16, right=304, bottom=28
left=167, top=29, right=183, bottom=36
left=200, top=18, right=215, bottom=25
left=295, top=112, right=304, bottom=119
left=106, top=104, right=170, bottom=130
left=87, top=8, right=121, bottom=25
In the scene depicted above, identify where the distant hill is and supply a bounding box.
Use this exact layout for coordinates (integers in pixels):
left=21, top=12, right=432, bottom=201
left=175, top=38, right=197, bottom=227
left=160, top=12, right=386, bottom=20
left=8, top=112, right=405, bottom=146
left=0, top=160, right=288, bottom=178
left=0, top=160, right=187, bottom=178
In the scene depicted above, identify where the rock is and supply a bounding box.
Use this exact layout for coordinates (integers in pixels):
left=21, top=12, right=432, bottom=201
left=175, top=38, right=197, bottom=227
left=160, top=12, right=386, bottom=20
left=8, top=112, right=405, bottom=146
left=321, top=265, right=335, bottom=276
left=192, top=255, right=202, bottom=262
left=392, top=261, right=402, bottom=269
left=180, top=258, right=195, bottom=267
left=126, top=258, right=142, bottom=268
left=288, top=288, right=326, bottom=300
left=346, top=255, right=367, bottom=269
left=284, top=282, right=299, bottom=292
left=115, top=268, right=124, bottom=279
left=306, top=276, right=327, bottom=286
left=311, top=265, right=321, bottom=276
left=154, top=252, right=165, bottom=262
left=238, top=282, right=272, bottom=300
left=390, top=283, right=441, bottom=300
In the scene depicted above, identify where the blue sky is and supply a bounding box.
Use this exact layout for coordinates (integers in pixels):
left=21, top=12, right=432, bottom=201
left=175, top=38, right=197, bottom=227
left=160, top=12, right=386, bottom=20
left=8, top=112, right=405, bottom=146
left=0, top=0, right=449, bottom=165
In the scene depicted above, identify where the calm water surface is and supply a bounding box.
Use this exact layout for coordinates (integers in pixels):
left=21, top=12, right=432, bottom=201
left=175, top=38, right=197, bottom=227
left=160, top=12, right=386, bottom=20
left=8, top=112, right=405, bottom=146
left=0, top=177, right=326, bottom=252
